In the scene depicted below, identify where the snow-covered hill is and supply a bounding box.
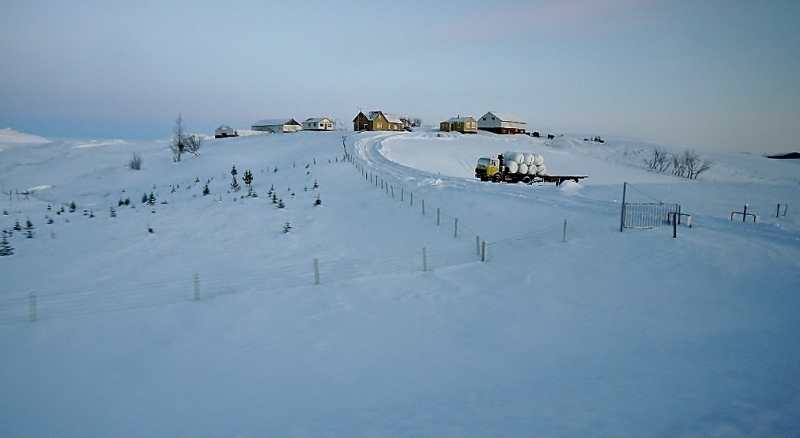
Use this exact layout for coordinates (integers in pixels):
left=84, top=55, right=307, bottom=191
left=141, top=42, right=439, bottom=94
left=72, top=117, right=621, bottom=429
left=1, top=129, right=799, bottom=437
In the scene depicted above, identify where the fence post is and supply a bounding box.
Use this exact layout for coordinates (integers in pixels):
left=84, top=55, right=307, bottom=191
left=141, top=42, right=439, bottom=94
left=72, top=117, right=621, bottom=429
left=620, top=182, right=627, bottom=232
left=481, top=241, right=487, bottom=262
left=401, top=188, right=404, bottom=202
left=29, top=291, right=37, bottom=322
left=194, top=273, right=201, bottom=301
left=777, top=204, right=781, bottom=218
left=476, top=236, right=480, bottom=255
left=673, top=214, right=677, bottom=238
left=454, top=218, right=458, bottom=238
left=314, top=259, right=320, bottom=285
left=563, top=220, right=567, bottom=243
left=391, top=185, right=394, bottom=198
left=410, top=192, right=413, bottom=207
left=422, top=247, right=428, bottom=272
left=422, top=199, right=425, bottom=215
left=437, top=208, right=440, bottom=225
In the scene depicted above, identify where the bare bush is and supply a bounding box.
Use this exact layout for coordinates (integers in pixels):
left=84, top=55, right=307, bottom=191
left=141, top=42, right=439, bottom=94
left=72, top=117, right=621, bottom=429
left=669, top=150, right=712, bottom=179
left=129, top=153, right=142, bottom=170
left=644, top=148, right=671, bottom=172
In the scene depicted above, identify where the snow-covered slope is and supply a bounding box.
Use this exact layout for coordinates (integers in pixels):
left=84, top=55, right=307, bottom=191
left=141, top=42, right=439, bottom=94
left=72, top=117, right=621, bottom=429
left=1, top=129, right=799, bottom=437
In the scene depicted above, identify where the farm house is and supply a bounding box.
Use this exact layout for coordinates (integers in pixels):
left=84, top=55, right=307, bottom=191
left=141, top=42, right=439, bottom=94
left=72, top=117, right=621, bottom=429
left=440, top=116, right=478, bottom=134
left=353, top=111, right=404, bottom=132
left=302, top=118, right=335, bottom=131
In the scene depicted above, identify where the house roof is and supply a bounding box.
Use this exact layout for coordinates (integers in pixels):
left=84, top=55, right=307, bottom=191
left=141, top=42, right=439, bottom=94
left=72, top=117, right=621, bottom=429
left=482, top=112, right=525, bottom=123
left=445, top=116, right=475, bottom=123
left=362, top=111, right=403, bottom=125
left=252, top=119, right=300, bottom=127
left=304, top=118, right=332, bottom=124
left=217, top=124, right=233, bottom=130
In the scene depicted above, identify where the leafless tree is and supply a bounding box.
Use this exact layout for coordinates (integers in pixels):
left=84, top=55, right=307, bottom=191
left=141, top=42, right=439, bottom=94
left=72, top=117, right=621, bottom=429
left=644, top=148, right=670, bottom=172
left=171, top=114, right=202, bottom=162
left=671, top=153, right=685, bottom=177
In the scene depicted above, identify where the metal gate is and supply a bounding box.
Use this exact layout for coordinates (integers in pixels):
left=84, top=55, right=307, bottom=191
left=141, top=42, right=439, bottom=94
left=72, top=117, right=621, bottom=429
left=622, top=203, right=680, bottom=228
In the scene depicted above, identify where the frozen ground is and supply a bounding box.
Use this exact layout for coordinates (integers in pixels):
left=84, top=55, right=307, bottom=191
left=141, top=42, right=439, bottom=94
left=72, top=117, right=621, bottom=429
left=1, top=128, right=799, bottom=437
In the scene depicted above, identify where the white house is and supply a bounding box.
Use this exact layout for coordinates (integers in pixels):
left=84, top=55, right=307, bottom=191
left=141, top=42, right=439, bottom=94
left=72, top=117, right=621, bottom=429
left=477, top=112, right=527, bottom=134
left=302, top=118, right=335, bottom=131
left=214, top=124, right=236, bottom=138
left=251, top=119, right=303, bottom=133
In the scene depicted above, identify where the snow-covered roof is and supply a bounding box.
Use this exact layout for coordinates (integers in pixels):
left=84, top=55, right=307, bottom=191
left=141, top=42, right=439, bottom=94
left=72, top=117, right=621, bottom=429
left=365, top=111, right=403, bottom=125
left=482, top=112, right=524, bottom=123
left=252, top=119, right=300, bottom=127
left=217, top=124, right=233, bottom=130
left=445, top=116, right=475, bottom=123
left=304, top=118, right=332, bottom=124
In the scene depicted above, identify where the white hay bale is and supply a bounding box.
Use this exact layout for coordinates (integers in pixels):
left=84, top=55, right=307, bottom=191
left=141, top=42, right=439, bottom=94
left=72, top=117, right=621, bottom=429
left=536, top=164, right=547, bottom=175
left=506, top=161, right=519, bottom=174
left=528, top=165, right=538, bottom=175
left=504, top=152, right=524, bottom=165
left=534, top=154, right=544, bottom=166
left=524, top=153, right=535, bottom=166
left=518, top=163, right=529, bottom=174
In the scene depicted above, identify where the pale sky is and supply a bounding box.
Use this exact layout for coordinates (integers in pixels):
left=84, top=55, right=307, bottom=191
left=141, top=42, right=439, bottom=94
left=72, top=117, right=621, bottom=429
left=1, top=0, right=798, bottom=153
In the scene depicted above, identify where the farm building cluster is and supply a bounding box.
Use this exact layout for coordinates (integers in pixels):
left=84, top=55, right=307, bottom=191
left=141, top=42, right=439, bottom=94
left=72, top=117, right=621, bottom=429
left=215, top=117, right=336, bottom=138
left=215, top=110, right=536, bottom=138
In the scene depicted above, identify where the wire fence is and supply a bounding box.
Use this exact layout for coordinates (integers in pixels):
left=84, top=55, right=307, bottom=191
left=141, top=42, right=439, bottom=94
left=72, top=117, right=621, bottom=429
left=1, top=139, right=627, bottom=324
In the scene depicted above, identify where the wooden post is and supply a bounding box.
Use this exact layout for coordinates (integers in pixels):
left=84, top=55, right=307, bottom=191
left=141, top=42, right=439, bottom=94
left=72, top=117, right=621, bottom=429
left=620, top=182, right=627, bottom=232
left=422, top=247, right=427, bottom=272
left=194, top=273, right=201, bottom=301
left=437, top=208, right=440, bottom=225
left=454, top=218, right=458, bottom=238
left=777, top=204, right=781, bottom=218
left=314, top=259, right=320, bottom=285
left=29, top=291, right=37, bottom=322
left=673, top=214, right=677, bottom=238
left=401, top=188, right=404, bottom=202
left=391, top=185, right=394, bottom=198
left=563, top=220, right=567, bottom=243
left=476, top=236, right=481, bottom=255
left=410, top=192, right=413, bottom=207
left=743, top=204, right=748, bottom=222
left=422, top=199, right=425, bottom=215
left=481, top=241, right=487, bottom=262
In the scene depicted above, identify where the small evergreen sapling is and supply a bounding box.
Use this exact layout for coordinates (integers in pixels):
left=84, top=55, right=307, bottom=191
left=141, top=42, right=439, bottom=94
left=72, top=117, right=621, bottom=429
left=203, top=183, right=210, bottom=196
left=0, top=230, right=13, bottom=256
left=283, top=221, right=291, bottom=233
left=230, top=175, right=240, bottom=192
left=69, top=202, right=76, bottom=213
left=24, top=219, right=34, bottom=238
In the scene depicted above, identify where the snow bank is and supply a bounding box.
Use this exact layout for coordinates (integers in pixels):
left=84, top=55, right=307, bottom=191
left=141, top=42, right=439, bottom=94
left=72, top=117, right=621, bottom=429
left=0, top=128, right=51, bottom=144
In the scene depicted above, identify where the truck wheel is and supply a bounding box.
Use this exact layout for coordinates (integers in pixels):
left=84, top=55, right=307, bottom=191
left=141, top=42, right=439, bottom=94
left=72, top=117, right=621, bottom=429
left=492, top=173, right=503, bottom=183
left=522, top=176, right=532, bottom=184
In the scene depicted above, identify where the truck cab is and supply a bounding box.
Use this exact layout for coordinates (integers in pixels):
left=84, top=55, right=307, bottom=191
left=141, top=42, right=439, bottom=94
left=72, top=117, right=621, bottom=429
left=475, top=157, right=501, bottom=181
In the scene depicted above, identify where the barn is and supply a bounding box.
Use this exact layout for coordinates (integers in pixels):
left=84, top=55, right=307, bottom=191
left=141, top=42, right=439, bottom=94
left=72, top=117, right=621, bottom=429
left=251, top=119, right=303, bottom=133
left=214, top=124, right=237, bottom=138
left=477, top=112, right=527, bottom=134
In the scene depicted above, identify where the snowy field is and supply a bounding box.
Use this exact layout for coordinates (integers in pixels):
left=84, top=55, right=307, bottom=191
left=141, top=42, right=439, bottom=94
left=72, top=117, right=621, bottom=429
left=1, top=127, right=799, bottom=437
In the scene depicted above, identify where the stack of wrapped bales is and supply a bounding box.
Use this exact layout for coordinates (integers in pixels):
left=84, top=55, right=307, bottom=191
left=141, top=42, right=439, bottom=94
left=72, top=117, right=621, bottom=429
left=502, top=151, right=546, bottom=175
